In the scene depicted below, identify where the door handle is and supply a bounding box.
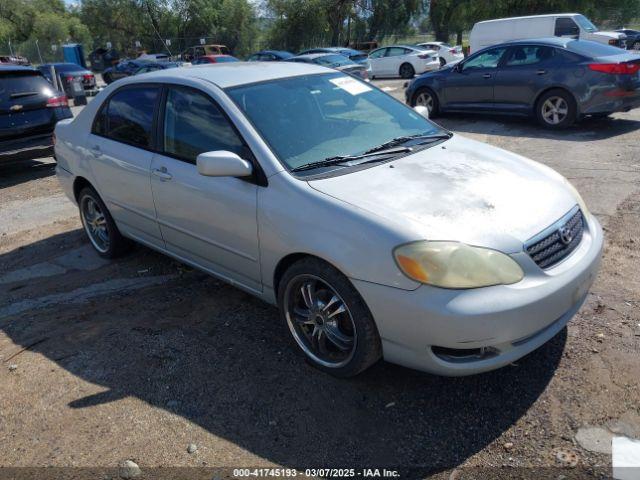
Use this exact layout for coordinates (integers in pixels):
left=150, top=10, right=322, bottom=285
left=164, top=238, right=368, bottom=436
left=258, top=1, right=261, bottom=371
left=483, top=73, right=492, bottom=79
left=536, top=69, right=547, bottom=75
left=152, top=167, right=173, bottom=181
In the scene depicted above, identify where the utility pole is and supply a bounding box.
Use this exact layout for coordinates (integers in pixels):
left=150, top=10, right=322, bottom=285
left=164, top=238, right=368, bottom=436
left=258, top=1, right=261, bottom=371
left=35, top=39, right=44, bottom=64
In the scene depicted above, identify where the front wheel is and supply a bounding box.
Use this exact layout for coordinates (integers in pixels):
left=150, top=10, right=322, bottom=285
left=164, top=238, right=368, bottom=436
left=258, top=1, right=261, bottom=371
left=536, top=89, right=577, bottom=129
left=412, top=87, right=439, bottom=117
left=399, top=63, right=415, bottom=79
left=78, top=187, right=131, bottom=258
left=278, top=258, right=382, bottom=377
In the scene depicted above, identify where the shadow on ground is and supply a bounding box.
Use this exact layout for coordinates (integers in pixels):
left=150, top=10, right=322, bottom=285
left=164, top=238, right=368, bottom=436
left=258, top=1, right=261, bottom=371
left=436, top=113, right=640, bottom=141
left=0, top=231, right=566, bottom=475
left=0, top=158, right=55, bottom=190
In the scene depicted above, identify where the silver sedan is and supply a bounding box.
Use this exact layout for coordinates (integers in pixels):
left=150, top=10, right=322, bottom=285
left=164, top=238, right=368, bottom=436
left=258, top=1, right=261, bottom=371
left=54, top=62, right=603, bottom=377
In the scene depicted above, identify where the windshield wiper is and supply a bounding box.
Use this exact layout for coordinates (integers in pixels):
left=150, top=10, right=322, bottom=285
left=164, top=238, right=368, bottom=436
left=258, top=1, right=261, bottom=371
left=10, top=92, right=39, bottom=99
left=364, top=133, right=452, bottom=154
left=291, top=146, right=412, bottom=172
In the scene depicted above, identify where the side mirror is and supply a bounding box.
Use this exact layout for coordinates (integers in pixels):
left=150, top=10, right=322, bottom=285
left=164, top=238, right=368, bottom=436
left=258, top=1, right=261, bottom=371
left=413, top=105, right=430, bottom=119
left=196, top=151, right=253, bottom=178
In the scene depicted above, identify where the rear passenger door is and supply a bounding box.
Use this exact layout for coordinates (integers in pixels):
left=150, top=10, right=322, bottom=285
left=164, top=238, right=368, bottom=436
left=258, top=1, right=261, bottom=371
left=89, top=85, right=163, bottom=246
left=149, top=86, right=261, bottom=292
left=493, top=45, right=558, bottom=114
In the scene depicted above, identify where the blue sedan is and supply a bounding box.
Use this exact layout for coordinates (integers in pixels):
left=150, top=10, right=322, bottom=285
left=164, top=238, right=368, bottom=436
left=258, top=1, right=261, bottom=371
left=405, top=38, right=640, bottom=128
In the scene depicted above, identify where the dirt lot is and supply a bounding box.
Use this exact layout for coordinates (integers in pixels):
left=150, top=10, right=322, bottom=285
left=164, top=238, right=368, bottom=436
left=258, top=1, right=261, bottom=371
left=1, top=82, right=639, bottom=479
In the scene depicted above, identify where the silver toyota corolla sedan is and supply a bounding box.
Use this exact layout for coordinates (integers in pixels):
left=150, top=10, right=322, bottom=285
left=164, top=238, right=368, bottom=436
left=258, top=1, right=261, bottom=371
left=54, top=62, right=603, bottom=377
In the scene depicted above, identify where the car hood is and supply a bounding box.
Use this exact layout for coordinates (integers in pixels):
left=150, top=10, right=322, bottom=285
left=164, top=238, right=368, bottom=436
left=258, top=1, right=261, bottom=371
left=308, top=135, right=579, bottom=252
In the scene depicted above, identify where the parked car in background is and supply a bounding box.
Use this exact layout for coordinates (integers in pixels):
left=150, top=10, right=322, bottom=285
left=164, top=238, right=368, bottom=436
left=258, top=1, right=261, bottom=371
left=470, top=13, right=627, bottom=52
left=134, top=61, right=184, bottom=75
left=137, top=53, right=171, bottom=62
left=247, top=50, right=295, bottom=61
left=102, top=59, right=154, bottom=84
left=37, top=63, right=97, bottom=96
left=405, top=38, right=640, bottom=128
left=54, top=62, right=602, bottom=377
left=88, top=47, right=121, bottom=73
left=1, top=66, right=72, bottom=163
left=181, top=44, right=231, bottom=62
left=616, top=29, right=640, bottom=50
left=368, top=45, right=439, bottom=79
left=416, top=42, right=464, bottom=67
left=349, top=41, right=379, bottom=53
left=192, top=55, right=239, bottom=64
left=288, top=53, right=369, bottom=80
left=0, top=55, right=30, bottom=66
left=299, top=47, right=368, bottom=65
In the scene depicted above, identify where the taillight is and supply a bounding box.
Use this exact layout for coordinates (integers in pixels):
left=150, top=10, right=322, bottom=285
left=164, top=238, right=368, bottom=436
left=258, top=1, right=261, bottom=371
left=65, top=75, right=74, bottom=82
left=83, top=74, right=93, bottom=80
left=449, top=49, right=456, bottom=54
left=589, top=63, right=640, bottom=75
left=608, top=39, right=618, bottom=46
left=46, top=95, right=68, bottom=108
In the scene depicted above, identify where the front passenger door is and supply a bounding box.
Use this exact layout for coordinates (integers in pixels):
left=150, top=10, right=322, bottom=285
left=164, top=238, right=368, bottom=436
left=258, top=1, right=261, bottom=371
left=442, top=47, right=507, bottom=110
left=150, top=86, right=262, bottom=292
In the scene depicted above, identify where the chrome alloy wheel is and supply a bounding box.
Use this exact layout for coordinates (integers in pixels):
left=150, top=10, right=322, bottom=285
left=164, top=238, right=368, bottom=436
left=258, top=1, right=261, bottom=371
left=415, top=91, right=434, bottom=113
left=284, top=274, right=357, bottom=368
left=541, top=96, right=569, bottom=125
left=80, top=195, right=110, bottom=253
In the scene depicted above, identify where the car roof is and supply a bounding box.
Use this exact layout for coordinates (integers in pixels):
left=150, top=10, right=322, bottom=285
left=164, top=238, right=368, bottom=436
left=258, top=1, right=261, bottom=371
left=294, top=53, right=336, bottom=60
left=39, top=62, right=86, bottom=68
left=490, top=37, right=578, bottom=48
left=258, top=50, right=292, bottom=56
left=121, top=61, right=331, bottom=88
left=0, top=65, right=38, bottom=73
left=476, top=13, right=581, bottom=24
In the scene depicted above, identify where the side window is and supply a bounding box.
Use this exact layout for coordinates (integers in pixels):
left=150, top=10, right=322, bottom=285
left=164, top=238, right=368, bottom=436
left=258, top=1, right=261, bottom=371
left=96, top=87, right=159, bottom=148
left=462, top=47, right=507, bottom=70
left=195, top=47, right=205, bottom=57
left=92, top=102, right=108, bottom=136
left=163, top=87, right=245, bottom=163
left=555, top=18, right=580, bottom=37
left=368, top=48, right=386, bottom=59
left=386, top=47, right=406, bottom=57
left=504, top=46, right=554, bottom=66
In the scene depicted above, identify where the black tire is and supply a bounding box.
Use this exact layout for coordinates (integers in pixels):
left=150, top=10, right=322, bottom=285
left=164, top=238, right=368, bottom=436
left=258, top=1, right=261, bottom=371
left=277, top=257, right=382, bottom=377
left=399, top=63, right=415, bottom=79
left=412, top=87, right=439, bottom=117
left=78, top=186, right=131, bottom=259
left=535, top=89, right=577, bottom=129
left=102, top=73, right=112, bottom=84
left=439, top=57, right=446, bottom=67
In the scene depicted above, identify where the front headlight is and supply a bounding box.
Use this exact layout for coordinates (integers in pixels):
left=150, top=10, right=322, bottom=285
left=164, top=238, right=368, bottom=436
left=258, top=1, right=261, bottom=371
left=393, top=241, right=524, bottom=289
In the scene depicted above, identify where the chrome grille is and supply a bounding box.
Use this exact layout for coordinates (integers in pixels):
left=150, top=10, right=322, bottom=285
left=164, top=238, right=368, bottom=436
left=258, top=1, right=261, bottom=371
left=525, top=207, right=584, bottom=269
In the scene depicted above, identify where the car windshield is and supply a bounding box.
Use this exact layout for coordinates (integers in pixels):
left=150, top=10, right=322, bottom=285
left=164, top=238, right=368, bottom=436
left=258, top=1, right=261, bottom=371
left=575, top=14, right=598, bottom=33
left=0, top=72, right=53, bottom=103
left=227, top=72, right=445, bottom=172
left=566, top=40, right=624, bottom=57
left=52, top=63, right=84, bottom=72
left=315, top=54, right=354, bottom=67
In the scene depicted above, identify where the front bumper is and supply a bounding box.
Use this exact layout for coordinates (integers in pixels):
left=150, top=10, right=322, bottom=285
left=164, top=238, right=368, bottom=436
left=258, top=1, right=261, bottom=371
left=352, top=213, right=604, bottom=376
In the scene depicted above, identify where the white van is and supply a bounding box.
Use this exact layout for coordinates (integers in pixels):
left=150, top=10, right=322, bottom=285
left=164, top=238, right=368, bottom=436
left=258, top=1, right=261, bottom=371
left=470, top=13, right=627, bottom=53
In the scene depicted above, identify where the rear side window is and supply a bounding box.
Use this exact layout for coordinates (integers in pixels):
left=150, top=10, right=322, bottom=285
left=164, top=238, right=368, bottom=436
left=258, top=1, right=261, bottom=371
left=162, top=87, right=245, bottom=163
left=555, top=18, right=580, bottom=37
left=504, top=46, right=555, bottom=66
left=92, top=86, right=159, bottom=148
left=386, top=47, right=406, bottom=57
left=0, top=73, right=53, bottom=103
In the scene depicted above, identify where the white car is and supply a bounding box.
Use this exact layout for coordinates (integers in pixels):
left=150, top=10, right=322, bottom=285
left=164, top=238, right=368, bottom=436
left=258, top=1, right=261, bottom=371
left=416, top=42, right=464, bottom=67
left=368, top=45, right=439, bottom=79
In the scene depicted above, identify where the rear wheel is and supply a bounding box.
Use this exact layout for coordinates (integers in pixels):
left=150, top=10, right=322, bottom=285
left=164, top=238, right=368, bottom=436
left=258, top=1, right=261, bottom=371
left=412, top=87, right=439, bottom=117
left=439, top=57, right=446, bottom=67
left=278, top=258, right=382, bottom=377
left=536, top=89, right=577, bottom=129
left=399, top=63, right=415, bottom=79
left=78, top=187, right=131, bottom=258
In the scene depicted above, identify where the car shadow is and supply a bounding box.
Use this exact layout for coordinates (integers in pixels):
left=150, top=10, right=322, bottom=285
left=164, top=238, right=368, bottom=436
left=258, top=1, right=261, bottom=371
left=435, top=113, right=640, bottom=141
left=0, top=158, right=56, bottom=190
left=0, top=231, right=566, bottom=475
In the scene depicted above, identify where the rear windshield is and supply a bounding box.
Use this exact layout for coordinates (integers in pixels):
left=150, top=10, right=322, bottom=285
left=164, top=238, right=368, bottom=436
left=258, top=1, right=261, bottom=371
left=315, top=54, right=354, bottom=67
left=0, top=72, right=53, bottom=103
left=51, top=63, right=84, bottom=72
left=566, top=40, right=626, bottom=57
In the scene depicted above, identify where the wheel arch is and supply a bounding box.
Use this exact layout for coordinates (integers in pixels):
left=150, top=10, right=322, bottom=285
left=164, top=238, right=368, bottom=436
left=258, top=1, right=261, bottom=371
left=73, top=176, right=94, bottom=201
left=411, top=84, right=441, bottom=108
left=273, top=252, right=344, bottom=298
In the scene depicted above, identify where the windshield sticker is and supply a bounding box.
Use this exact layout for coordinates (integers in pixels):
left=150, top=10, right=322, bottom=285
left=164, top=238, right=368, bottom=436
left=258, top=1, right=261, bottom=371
left=329, top=76, right=372, bottom=95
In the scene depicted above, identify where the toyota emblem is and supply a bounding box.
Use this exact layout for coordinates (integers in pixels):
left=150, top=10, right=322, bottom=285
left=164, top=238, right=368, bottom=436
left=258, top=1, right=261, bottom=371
left=558, top=226, right=573, bottom=245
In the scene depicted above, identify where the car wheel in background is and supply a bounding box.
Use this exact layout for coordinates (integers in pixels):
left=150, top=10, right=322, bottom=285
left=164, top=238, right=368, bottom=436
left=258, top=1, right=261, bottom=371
left=78, top=187, right=131, bottom=259
left=439, top=57, right=446, bottom=67
left=399, top=63, right=415, bottom=79
left=412, top=87, right=439, bottom=117
left=633, top=41, right=640, bottom=50
left=278, top=257, right=382, bottom=377
left=536, top=89, right=577, bottom=129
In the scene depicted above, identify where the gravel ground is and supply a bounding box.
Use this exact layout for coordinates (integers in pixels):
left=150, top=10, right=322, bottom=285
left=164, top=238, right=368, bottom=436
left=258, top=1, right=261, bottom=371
left=0, top=81, right=639, bottom=479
